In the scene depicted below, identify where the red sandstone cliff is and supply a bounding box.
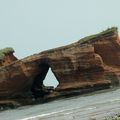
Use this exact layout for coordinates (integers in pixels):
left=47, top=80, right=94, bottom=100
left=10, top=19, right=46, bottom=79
left=0, top=27, right=120, bottom=105
left=0, top=48, right=17, bottom=67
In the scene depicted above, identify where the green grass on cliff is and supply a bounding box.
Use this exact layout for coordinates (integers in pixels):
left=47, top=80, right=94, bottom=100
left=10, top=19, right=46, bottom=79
left=0, top=47, right=14, bottom=60
left=79, top=27, right=118, bottom=44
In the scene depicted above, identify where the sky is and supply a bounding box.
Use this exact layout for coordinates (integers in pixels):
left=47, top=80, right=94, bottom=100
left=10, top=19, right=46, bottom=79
left=0, top=0, right=120, bottom=87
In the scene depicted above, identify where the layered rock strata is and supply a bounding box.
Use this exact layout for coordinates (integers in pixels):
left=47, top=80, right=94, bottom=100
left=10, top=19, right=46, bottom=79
left=0, top=27, right=120, bottom=105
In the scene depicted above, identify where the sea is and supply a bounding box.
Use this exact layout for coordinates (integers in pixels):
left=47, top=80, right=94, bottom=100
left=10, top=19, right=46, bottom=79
left=0, top=87, right=120, bottom=120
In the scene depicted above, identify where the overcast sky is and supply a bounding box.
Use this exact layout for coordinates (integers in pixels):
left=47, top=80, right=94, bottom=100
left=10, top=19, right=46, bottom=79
left=0, top=0, right=120, bottom=87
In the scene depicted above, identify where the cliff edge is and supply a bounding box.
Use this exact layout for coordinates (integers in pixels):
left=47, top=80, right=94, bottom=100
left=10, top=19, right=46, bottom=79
left=0, top=27, right=120, bottom=106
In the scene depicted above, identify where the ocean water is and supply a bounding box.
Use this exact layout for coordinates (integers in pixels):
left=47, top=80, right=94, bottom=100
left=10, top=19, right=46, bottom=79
left=0, top=88, right=120, bottom=120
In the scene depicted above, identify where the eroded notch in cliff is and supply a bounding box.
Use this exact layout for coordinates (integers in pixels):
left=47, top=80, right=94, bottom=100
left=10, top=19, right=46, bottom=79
left=31, top=63, right=59, bottom=98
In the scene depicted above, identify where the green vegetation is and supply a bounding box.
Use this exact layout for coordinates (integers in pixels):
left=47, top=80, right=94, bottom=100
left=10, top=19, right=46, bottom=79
left=105, top=117, right=120, bottom=120
left=0, top=47, right=14, bottom=60
left=105, top=114, right=120, bottom=120
left=79, top=27, right=118, bottom=44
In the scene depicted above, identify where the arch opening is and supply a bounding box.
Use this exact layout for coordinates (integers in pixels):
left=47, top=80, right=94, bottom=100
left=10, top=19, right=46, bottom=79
left=31, top=63, right=59, bottom=98
left=43, top=68, right=59, bottom=88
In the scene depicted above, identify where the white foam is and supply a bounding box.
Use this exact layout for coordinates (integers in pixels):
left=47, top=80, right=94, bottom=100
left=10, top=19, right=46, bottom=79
left=19, top=109, right=72, bottom=120
left=19, top=106, right=98, bottom=120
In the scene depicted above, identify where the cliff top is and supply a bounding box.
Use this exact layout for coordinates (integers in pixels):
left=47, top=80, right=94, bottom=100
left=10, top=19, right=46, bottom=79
left=41, top=27, right=118, bottom=54
left=79, top=27, right=118, bottom=44
left=0, top=47, right=14, bottom=60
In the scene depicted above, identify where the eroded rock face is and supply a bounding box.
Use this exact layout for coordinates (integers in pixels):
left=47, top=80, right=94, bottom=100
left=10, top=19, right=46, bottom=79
left=0, top=48, right=17, bottom=67
left=0, top=27, right=120, bottom=105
